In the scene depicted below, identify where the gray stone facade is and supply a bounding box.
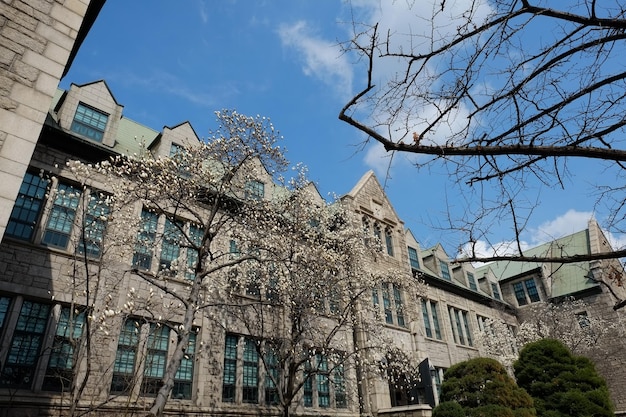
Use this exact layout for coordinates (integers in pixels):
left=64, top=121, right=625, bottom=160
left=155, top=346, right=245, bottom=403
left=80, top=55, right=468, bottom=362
left=0, top=0, right=104, bottom=242
left=1, top=3, right=625, bottom=414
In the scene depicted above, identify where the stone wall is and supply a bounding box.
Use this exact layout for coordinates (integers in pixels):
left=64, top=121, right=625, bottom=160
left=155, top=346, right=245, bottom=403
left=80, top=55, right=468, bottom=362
left=0, top=0, right=99, bottom=241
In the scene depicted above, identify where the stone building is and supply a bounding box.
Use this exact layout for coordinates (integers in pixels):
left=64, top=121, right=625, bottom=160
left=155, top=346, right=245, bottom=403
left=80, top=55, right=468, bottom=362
left=0, top=0, right=105, bottom=242
left=0, top=80, right=516, bottom=417
left=477, top=224, right=626, bottom=413
left=4, top=79, right=624, bottom=417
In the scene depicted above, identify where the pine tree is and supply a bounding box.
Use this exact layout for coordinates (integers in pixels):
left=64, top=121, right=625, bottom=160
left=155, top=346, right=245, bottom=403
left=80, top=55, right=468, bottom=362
left=514, top=339, right=613, bottom=417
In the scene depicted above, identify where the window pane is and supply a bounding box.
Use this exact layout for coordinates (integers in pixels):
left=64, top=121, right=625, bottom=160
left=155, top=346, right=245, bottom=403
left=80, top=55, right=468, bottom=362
left=42, top=183, right=81, bottom=249
left=264, top=348, right=280, bottom=405
left=316, top=354, right=329, bottom=408
left=431, top=302, right=442, bottom=339
left=71, top=103, right=108, bottom=142
left=467, top=273, right=477, bottom=291
left=244, top=180, right=264, bottom=200
left=159, top=218, right=183, bottom=274
left=0, top=296, right=11, bottom=331
left=408, top=247, right=420, bottom=269
left=385, top=228, right=394, bottom=256
left=222, top=334, right=237, bottom=402
left=454, top=309, right=465, bottom=345
left=6, top=172, right=48, bottom=241
left=440, top=261, right=451, bottom=280
left=393, top=284, right=405, bottom=327
left=513, top=282, right=528, bottom=306
left=142, top=324, right=170, bottom=395
left=185, top=224, right=203, bottom=280
left=303, top=362, right=313, bottom=407
left=491, top=282, right=501, bottom=300
left=382, top=284, right=393, bottom=324
left=111, top=319, right=140, bottom=394
left=133, top=209, right=158, bottom=270
left=524, top=279, right=540, bottom=302
left=1, top=301, right=50, bottom=388
left=43, top=307, right=86, bottom=391
left=77, top=194, right=110, bottom=258
left=242, top=338, right=259, bottom=403
left=421, top=299, right=432, bottom=338
left=334, top=364, right=347, bottom=408
left=462, top=311, right=473, bottom=346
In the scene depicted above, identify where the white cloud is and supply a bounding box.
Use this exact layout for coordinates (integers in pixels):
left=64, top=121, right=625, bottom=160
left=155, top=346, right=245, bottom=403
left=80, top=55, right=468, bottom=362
left=276, top=1, right=495, bottom=174
left=277, top=21, right=353, bottom=99
left=346, top=0, right=494, bottom=172
left=460, top=210, right=596, bottom=261
left=197, top=0, right=208, bottom=24
left=529, top=209, right=594, bottom=244
left=107, top=69, right=224, bottom=108
left=363, top=143, right=392, bottom=178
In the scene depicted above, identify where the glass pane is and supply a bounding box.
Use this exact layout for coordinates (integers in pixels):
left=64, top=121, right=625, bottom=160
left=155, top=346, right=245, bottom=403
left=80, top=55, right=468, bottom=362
left=6, top=172, right=48, bottom=241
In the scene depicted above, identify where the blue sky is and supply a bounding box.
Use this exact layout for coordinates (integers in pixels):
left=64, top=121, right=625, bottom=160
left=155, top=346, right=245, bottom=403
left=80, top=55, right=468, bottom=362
left=61, top=0, right=616, bottom=256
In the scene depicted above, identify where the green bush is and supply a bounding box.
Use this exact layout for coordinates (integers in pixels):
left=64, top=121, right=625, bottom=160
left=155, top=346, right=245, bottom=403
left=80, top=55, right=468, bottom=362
left=432, top=357, right=536, bottom=417
left=432, top=401, right=464, bottom=417
left=513, top=338, right=613, bottom=417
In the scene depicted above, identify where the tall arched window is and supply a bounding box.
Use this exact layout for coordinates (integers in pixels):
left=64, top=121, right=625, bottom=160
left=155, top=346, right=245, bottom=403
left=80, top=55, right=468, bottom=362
left=385, top=226, right=394, bottom=256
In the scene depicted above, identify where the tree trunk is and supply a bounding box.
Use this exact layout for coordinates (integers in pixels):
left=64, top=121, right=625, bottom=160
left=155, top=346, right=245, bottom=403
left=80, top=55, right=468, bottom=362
left=147, top=277, right=201, bottom=416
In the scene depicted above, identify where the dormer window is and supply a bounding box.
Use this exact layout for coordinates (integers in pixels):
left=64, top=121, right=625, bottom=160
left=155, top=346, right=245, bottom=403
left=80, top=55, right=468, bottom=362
left=170, top=143, right=183, bottom=156
left=71, top=102, right=108, bottom=142
left=467, top=272, right=478, bottom=291
left=408, top=247, right=420, bottom=269
left=440, top=261, right=451, bottom=281
left=491, top=282, right=502, bottom=300
left=244, top=180, right=264, bottom=200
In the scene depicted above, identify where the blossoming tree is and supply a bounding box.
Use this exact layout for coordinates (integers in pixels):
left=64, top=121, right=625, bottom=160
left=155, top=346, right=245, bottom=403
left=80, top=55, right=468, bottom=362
left=67, top=110, right=420, bottom=417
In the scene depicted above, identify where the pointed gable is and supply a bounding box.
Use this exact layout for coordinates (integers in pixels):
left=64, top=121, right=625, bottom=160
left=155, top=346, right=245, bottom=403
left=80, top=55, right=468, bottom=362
left=149, top=121, right=201, bottom=157
left=343, top=170, right=404, bottom=228
left=55, top=80, right=123, bottom=147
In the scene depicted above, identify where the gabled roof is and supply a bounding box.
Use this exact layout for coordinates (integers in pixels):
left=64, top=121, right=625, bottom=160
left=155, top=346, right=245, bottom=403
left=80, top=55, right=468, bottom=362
left=405, top=229, right=420, bottom=248
left=344, top=170, right=404, bottom=226
left=71, top=80, right=122, bottom=106
left=114, top=117, right=159, bottom=156
left=478, top=228, right=598, bottom=298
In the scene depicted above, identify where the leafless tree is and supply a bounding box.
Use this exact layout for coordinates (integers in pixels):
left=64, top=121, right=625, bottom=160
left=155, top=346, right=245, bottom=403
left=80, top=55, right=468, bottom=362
left=340, top=1, right=626, bottom=266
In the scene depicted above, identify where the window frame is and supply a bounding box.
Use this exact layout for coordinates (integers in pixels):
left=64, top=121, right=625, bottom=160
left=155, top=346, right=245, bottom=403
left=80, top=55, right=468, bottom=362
left=448, top=306, right=473, bottom=347
left=467, top=272, right=478, bottom=291
left=374, top=283, right=407, bottom=328
left=42, top=306, right=86, bottom=392
left=5, top=172, right=49, bottom=241
left=244, top=180, right=265, bottom=200
left=422, top=299, right=443, bottom=340
left=0, top=300, right=51, bottom=389
left=408, top=246, right=420, bottom=269
left=512, top=278, right=541, bottom=306
left=70, top=102, right=109, bottom=142
left=439, top=261, right=451, bottom=281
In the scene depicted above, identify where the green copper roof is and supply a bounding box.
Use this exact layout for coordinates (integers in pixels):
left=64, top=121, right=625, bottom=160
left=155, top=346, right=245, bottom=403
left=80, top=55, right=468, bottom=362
left=113, top=117, right=159, bottom=156
left=478, top=229, right=598, bottom=298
